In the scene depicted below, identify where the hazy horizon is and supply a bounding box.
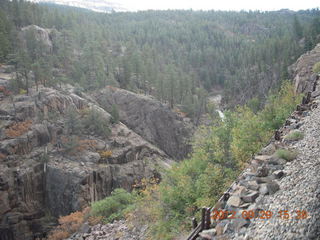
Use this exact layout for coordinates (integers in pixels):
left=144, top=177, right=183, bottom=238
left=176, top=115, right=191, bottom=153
left=30, top=0, right=320, bottom=12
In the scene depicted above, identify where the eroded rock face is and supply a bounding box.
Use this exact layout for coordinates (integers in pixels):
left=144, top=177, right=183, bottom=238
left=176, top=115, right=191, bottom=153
left=93, top=87, right=194, bottom=159
left=290, top=43, right=320, bottom=94
left=19, top=25, right=53, bottom=53
left=0, top=83, right=172, bottom=240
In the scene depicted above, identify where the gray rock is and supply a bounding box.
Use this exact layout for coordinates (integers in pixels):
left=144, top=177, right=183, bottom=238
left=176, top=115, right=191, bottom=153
left=241, top=191, right=259, bottom=203
left=259, top=184, right=269, bottom=195
left=272, top=170, right=285, bottom=179
left=80, top=222, right=90, bottom=233
left=19, top=25, right=53, bottom=53
left=227, top=195, right=242, bottom=207
left=199, top=229, right=216, bottom=239
left=255, top=176, right=273, bottom=184
left=215, top=220, right=229, bottom=236
left=93, top=87, right=194, bottom=159
left=259, top=144, right=276, bottom=155
left=255, top=155, right=273, bottom=162
left=290, top=43, right=320, bottom=94
left=240, top=180, right=259, bottom=191
left=267, top=181, right=280, bottom=194
left=232, top=218, right=250, bottom=231
left=256, top=165, right=269, bottom=177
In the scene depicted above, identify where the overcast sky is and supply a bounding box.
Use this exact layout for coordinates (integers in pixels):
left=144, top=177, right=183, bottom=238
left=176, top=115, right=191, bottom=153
left=116, top=0, right=319, bottom=11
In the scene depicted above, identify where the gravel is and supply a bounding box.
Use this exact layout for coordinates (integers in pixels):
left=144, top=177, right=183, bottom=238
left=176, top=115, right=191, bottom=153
left=245, top=98, right=320, bottom=240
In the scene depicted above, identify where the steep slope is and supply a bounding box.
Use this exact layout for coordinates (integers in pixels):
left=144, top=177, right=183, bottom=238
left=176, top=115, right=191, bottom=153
left=290, top=43, right=320, bottom=94
left=244, top=85, right=320, bottom=239
left=93, top=87, right=194, bottom=159
left=186, top=44, right=320, bottom=240
left=0, top=73, right=180, bottom=239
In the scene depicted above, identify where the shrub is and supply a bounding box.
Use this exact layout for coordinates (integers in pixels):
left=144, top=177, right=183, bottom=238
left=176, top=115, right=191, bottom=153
left=110, top=104, right=120, bottom=124
left=19, top=88, right=27, bottom=95
left=5, top=120, right=32, bottom=138
left=284, top=130, right=304, bottom=141
left=47, top=208, right=90, bottom=240
left=313, top=62, right=320, bottom=74
left=91, top=188, right=134, bottom=223
left=77, top=139, right=97, bottom=152
left=61, top=135, right=80, bottom=155
left=99, top=150, right=112, bottom=158
left=276, top=149, right=298, bottom=161
left=88, top=216, right=103, bottom=226
left=82, top=108, right=111, bottom=138
left=65, top=107, right=82, bottom=135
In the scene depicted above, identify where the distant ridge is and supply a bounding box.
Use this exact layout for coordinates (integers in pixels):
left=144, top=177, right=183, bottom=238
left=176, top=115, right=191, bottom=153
left=28, top=0, right=128, bottom=12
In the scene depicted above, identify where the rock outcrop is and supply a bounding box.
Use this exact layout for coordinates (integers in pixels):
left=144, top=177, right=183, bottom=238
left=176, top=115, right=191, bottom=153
left=0, top=77, right=173, bottom=240
left=290, top=43, right=320, bottom=94
left=93, top=86, right=194, bottom=159
left=19, top=25, right=54, bottom=53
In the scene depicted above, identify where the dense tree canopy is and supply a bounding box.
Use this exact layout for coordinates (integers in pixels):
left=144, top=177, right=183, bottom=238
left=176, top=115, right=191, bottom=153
left=0, top=0, right=319, bottom=118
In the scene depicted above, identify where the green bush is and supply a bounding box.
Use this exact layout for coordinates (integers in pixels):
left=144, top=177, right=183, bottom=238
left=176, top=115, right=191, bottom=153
left=284, top=130, right=304, bottom=141
left=65, top=107, right=82, bottom=135
left=110, top=104, right=120, bottom=124
left=82, top=108, right=111, bottom=138
left=313, top=62, right=320, bottom=74
left=276, top=149, right=298, bottom=161
left=91, top=188, right=134, bottom=223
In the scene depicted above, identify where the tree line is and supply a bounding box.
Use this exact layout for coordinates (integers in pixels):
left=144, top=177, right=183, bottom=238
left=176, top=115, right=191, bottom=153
left=0, top=0, right=319, bottom=121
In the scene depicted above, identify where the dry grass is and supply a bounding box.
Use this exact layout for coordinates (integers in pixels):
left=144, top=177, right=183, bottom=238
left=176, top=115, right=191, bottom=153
left=98, top=150, right=112, bottom=158
left=5, top=120, right=32, bottom=138
left=47, top=208, right=90, bottom=240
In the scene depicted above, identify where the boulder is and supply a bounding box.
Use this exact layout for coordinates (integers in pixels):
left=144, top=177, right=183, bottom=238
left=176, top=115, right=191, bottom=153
left=272, top=170, right=285, bottom=179
left=215, top=220, right=229, bottom=236
left=256, top=165, right=269, bottom=177
left=258, top=143, right=276, bottom=155
left=240, top=180, right=259, bottom=191
left=232, top=218, right=250, bottom=231
left=241, top=190, right=259, bottom=203
left=267, top=181, right=280, bottom=194
left=199, top=229, right=216, bottom=239
left=259, top=184, right=269, bottom=195
left=227, top=195, right=242, bottom=207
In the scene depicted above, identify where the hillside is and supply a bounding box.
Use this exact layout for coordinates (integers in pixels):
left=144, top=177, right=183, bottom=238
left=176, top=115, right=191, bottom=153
left=184, top=44, right=320, bottom=240
left=0, top=63, right=195, bottom=239
left=0, top=1, right=320, bottom=240
left=0, top=0, right=320, bottom=113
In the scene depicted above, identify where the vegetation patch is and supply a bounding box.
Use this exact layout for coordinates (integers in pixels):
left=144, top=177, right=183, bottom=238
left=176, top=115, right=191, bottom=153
left=5, top=120, right=32, bottom=138
left=98, top=150, right=112, bottom=159
left=82, top=108, right=111, bottom=138
left=124, top=81, right=302, bottom=239
left=47, top=208, right=90, bottom=240
left=284, top=130, right=304, bottom=141
left=276, top=149, right=298, bottom=161
left=90, top=188, right=135, bottom=223
left=313, top=61, right=320, bottom=74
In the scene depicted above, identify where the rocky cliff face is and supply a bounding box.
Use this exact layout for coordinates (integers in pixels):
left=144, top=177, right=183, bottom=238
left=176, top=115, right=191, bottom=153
left=19, top=25, right=54, bottom=53
left=93, top=87, right=194, bottom=160
left=290, top=43, right=320, bottom=94
left=0, top=75, right=177, bottom=240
